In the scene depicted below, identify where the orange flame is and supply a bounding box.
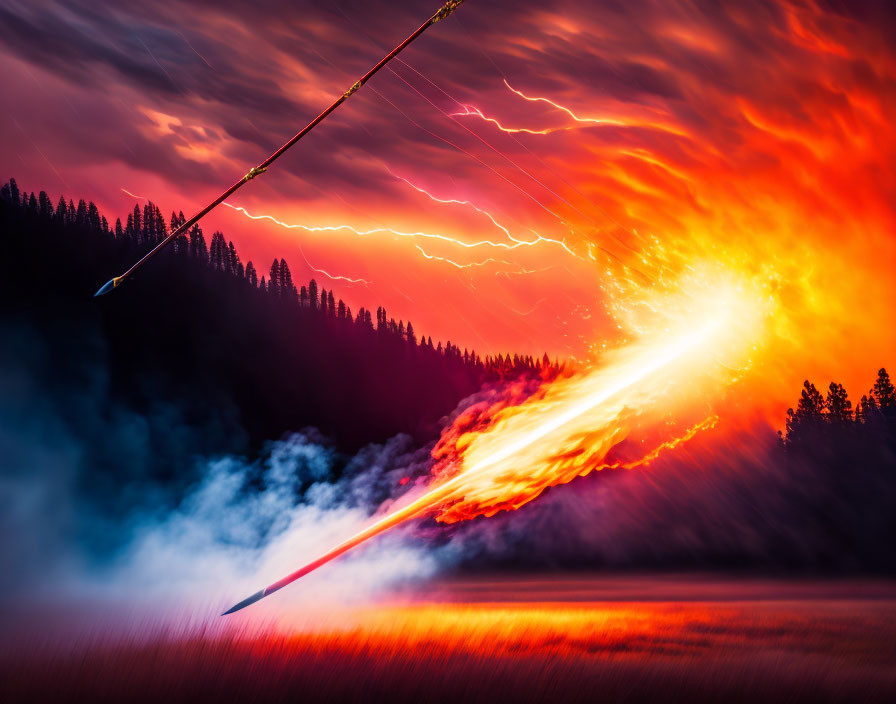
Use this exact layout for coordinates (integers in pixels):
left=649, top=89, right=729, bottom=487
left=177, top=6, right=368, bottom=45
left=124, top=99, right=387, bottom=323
left=257, top=284, right=759, bottom=594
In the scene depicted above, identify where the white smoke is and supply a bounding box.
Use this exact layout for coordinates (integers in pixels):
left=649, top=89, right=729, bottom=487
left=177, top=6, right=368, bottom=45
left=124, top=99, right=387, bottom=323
left=4, top=431, right=449, bottom=638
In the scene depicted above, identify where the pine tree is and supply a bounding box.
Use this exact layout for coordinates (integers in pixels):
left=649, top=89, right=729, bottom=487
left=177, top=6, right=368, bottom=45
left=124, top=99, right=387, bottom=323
left=55, top=195, right=67, bottom=222
left=280, top=259, right=296, bottom=300
left=228, top=242, right=243, bottom=278
left=131, top=204, right=141, bottom=241
left=873, top=368, right=895, bottom=411
left=269, top=259, right=281, bottom=296
left=210, top=232, right=227, bottom=270
left=8, top=178, right=20, bottom=205
left=245, top=261, right=258, bottom=288
left=327, top=290, right=335, bottom=317
left=785, top=380, right=826, bottom=443
left=38, top=191, right=52, bottom=218
left=76, top=199, right=88, bottom=226
left=189, top=225, right=208, bottom=262
left=859, top=394, right=880, bottom=420
left=308, top=279, right=318, bottom=309
left=825, top=382, right=852, bottom=423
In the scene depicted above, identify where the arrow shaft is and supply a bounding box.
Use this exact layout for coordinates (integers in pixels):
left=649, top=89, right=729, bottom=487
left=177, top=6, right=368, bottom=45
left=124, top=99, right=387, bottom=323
left=222, top=474, right=465, bottom=614
left=105, top=0, right=466, bottom=291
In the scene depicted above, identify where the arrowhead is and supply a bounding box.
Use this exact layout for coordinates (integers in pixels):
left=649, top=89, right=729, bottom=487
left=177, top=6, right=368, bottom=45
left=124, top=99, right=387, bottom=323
left=94, top=277, right=121, bottom=297
left=221, top=589, right=267, bottom=616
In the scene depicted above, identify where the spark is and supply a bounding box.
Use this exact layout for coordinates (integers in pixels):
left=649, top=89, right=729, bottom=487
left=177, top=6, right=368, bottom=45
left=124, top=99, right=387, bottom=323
left=599, top=415, right=719, bottom=471
left=121, top=188, right=146, bottom=199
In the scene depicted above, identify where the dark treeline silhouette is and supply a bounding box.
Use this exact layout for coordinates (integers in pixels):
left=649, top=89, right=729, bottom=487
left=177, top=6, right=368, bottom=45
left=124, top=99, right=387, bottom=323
left=780, top=368, right=895, bottom=451
left=0, top=179, right=557, bottom=504
left=444, top=371, right=896, bottom=576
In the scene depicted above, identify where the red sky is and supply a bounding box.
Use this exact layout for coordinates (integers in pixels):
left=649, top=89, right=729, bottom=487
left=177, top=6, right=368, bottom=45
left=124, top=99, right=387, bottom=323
left=2, top=0, right=895, bottom=405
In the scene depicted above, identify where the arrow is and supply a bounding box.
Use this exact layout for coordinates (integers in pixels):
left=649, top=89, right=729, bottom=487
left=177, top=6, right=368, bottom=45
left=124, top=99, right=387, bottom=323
left=95, top=0, right=468, bottom=296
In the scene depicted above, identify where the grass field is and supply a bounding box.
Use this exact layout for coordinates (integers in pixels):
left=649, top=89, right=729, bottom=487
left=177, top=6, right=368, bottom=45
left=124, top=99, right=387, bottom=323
left=3, top=576, right=895, bottom=703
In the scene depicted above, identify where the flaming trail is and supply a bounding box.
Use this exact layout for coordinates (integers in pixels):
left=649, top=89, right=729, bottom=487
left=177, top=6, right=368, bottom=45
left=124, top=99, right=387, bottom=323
left=121, top=188, right=146, bottom=200
left=223, top=302, right=742, bottom=614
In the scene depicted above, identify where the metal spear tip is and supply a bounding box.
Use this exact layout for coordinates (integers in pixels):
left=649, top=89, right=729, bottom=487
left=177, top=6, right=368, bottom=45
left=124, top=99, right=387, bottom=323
left=94, top=277, right=122, bottom=297
left=221, top=589, right=267, bottom=616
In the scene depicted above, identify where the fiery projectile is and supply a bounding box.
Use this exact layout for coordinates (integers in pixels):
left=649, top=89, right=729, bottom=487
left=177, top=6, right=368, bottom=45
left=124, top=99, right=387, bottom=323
left=223, top=274, right=763, bottom=614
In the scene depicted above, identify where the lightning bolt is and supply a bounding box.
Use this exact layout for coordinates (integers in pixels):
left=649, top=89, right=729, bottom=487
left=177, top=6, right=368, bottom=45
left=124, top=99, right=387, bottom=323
left=389, top=171, right=583, bottom=259
left=223, top=202, right=528, bottom=252
left=453, top=79, right=687, bottom=141
left=449, top=105, right=568, bottom=135
left=298, top=244, right=371, bottom=285
left=414, top=244, right=516, bottom=270
left=502, top=79, right=622, bottom=127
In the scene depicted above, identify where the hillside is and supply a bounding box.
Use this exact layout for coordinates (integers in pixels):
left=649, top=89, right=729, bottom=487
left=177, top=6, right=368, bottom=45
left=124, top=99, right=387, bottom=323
left=0, top=179, right=553, bottom=502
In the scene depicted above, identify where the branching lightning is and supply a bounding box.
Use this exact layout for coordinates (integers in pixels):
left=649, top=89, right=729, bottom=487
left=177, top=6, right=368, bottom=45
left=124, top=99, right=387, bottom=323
left=389, top=170, right=582, bottom=259
left=501, top=78, right=621, bottom=127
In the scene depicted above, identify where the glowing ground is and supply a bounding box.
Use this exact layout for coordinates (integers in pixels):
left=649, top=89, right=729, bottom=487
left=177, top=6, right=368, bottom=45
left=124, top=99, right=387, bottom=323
left=3, top=576, right=895, bottom=703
